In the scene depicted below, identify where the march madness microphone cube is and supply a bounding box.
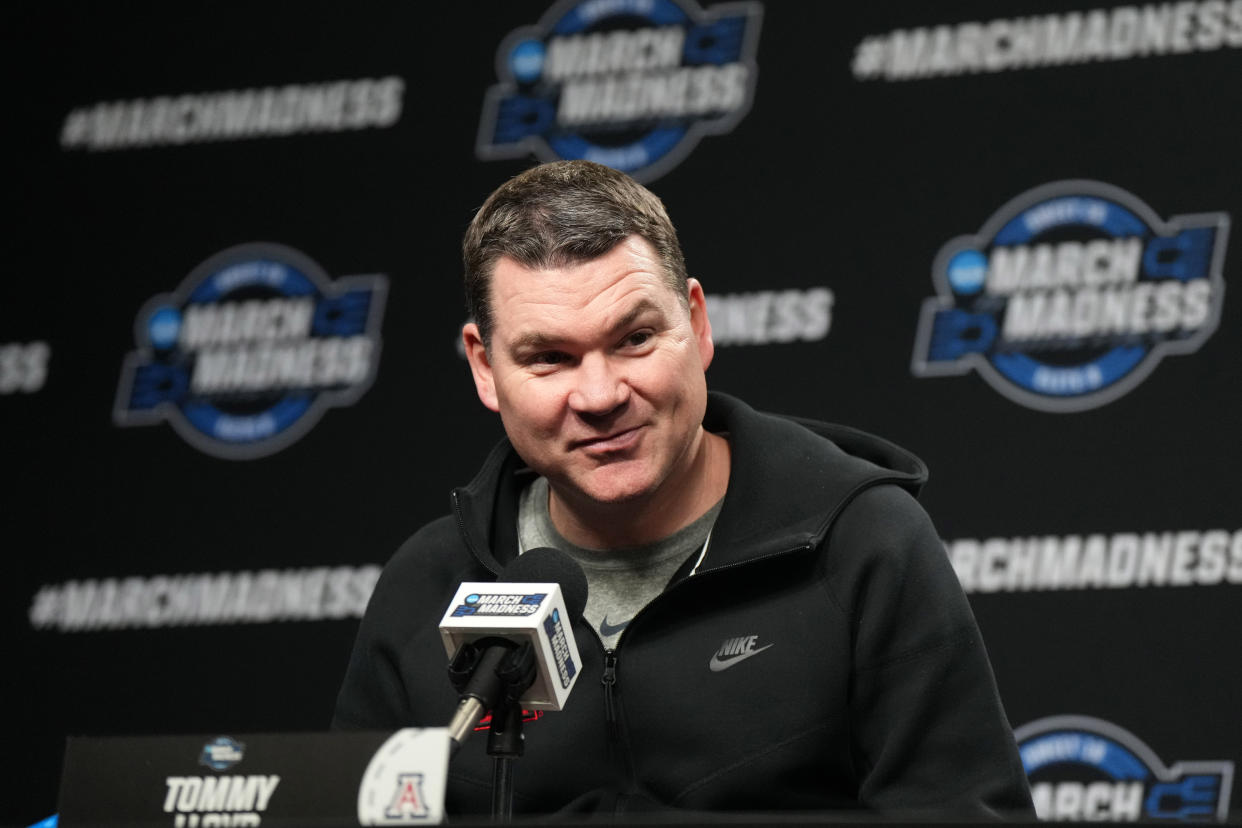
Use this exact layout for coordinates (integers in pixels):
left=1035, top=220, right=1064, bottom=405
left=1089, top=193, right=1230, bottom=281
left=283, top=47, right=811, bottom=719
left=438, top=582, right=581, bottom=711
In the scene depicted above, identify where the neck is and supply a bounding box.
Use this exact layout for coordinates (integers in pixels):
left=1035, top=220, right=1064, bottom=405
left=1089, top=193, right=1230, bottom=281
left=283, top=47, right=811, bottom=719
left=548, top=429, right=731, bottom=550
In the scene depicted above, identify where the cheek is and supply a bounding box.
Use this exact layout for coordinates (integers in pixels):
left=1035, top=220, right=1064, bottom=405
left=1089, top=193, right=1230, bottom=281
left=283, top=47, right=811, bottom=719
left=496, top=376, right=565, bottom=433
left=632, top=349, right=702, bottom=402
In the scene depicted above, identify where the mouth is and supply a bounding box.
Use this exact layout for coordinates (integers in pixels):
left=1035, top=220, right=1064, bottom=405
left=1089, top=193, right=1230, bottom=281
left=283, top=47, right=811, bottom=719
left=572, top=426, right=643, bottom=453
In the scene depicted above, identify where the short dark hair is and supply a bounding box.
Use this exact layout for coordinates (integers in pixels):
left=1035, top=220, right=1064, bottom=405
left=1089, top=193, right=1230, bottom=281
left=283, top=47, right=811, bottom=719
left=463, top=160, right=688, bottom=347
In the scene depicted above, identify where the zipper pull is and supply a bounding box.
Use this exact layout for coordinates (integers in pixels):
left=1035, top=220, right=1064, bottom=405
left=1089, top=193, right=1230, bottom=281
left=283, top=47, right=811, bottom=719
left=602, top=649, right=619, bottom=739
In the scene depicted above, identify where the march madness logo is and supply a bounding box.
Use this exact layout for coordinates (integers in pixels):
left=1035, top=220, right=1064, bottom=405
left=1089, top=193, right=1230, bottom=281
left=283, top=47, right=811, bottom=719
left=477, top=0, right=763, bottom=182
left=912, top=181, right=1229, bottom=411
left=199, top=736, right=245, bottom=771
left=1015, top=715, right=1234, bottom=822
left=451, top=592, right=547, bottom=617
left=542, top=608, right=578, bottom=688
left=114, top=243, right=387, bottom=459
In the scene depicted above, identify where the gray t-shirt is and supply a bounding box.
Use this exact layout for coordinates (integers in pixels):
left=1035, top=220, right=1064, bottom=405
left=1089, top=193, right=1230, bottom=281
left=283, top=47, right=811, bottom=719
left=518, top=476, right=723, bottom=649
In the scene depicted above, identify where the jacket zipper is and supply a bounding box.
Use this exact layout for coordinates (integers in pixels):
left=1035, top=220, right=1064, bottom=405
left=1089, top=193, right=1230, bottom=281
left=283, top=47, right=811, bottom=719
left=451, top=490, right=500, bottom=575
left=595, top=545, right=811, bottom=815
left=596, top=541, right=812, bottom=751
left=602, top=648, right=619, bottom=742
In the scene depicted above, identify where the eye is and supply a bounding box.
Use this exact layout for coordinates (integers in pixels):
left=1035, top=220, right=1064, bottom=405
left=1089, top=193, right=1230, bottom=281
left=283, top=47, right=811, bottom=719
left=530, top=351, right=568, bottom=366
left=622, top=330, right=653, bottom=349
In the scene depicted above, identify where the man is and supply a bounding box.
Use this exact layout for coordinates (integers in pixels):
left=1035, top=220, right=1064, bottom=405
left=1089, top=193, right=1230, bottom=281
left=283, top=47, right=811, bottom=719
left=334, top=160, right=1033, bottom=818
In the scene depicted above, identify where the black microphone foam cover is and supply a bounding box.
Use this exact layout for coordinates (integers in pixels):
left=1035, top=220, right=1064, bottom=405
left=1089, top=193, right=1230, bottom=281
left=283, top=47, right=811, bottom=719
left=502, top=547, right=588, bottom=621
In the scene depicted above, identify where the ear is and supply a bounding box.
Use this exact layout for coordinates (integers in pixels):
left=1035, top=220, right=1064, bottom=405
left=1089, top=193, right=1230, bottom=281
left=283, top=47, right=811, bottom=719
left=462, top=322, right=500, bottom=412
left=686, top=278, right=715, bottom=371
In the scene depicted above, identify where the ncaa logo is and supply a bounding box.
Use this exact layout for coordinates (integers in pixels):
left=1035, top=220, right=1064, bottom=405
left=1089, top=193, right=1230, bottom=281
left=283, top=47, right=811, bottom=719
left=477, top=0, right=763, bottom=182
left=199, top=736, right=245, bottom=772
left=1015, top=715, right=1234, bottom=822
left=911, top=181, right=1229, bottom=411
left=114, top=243, right=387, bottom=459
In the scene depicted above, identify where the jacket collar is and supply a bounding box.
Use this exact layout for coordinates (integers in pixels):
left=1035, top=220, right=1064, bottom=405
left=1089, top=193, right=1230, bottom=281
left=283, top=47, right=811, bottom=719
left=697, top=392, right=927, bottom=572
left=451, top=391, right=928, bottom=575
left=450, top=438, right=523, bottom=576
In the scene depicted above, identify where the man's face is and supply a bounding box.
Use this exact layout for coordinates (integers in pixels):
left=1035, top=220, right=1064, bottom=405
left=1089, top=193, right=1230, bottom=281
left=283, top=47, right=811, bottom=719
left=462, top=235, right=715, bottom=511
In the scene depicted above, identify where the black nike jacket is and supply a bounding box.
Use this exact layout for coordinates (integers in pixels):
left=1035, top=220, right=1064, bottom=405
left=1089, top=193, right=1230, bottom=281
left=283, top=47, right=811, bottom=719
left=333, top=392, right=1034, bottom=819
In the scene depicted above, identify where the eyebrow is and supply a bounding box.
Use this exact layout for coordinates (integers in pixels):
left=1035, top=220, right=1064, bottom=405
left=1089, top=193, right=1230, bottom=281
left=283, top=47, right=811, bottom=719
left=507, top=297, right=664, bottom=358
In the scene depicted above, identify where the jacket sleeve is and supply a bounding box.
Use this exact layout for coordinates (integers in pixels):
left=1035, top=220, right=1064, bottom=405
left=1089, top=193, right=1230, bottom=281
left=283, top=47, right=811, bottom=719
left=824, top=485, right=1034, bottom=818
left=331, top=520, right=471, bottom=731
left=331, top=548, right=417, bottom=730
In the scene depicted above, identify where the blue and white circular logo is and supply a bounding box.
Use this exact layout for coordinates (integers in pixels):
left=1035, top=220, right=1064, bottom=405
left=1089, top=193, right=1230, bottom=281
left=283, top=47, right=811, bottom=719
left=114, top=242, right=388, bottom=459
left=912, top=181, right=1229, bottom=412
left=477, top=0, right=764, bottom=182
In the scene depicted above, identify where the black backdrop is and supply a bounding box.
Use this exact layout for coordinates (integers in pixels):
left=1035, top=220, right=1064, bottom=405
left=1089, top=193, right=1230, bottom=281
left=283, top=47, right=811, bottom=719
left=6, top=2, right=1241, bottom=824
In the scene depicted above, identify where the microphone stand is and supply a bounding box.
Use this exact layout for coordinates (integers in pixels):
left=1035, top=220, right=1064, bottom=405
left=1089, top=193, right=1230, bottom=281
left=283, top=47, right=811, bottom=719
left=448, top=639, right=537, bottom=822
left=487, top=701, right=524, bottom=822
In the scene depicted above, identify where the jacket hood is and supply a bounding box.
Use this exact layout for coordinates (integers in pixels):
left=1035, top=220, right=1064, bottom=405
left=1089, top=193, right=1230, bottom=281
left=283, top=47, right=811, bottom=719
left=452, top=391, right=929, bottom=575
left=698, top=391, right=928, bottom=572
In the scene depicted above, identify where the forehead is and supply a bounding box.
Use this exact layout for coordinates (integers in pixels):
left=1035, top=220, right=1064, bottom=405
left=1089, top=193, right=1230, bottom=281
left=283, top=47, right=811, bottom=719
left=489, top=237, right=683, bottom=341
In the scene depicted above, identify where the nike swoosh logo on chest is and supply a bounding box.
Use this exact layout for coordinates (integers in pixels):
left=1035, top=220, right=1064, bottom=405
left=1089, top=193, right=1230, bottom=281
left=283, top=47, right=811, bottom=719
left=599, top=616, right=629, bottom=637
left=709, top=643, right=774, bottom=672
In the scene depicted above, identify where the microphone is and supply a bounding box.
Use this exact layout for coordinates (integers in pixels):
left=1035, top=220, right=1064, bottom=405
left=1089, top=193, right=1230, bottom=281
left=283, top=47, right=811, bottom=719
left=438, top=548, right=588, bottom=751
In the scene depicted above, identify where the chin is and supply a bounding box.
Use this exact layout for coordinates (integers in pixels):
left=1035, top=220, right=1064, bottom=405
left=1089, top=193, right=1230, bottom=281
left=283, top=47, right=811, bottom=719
left=574, top=468, right=661, bottom=506
left=588, top=487, right=652, bottom=505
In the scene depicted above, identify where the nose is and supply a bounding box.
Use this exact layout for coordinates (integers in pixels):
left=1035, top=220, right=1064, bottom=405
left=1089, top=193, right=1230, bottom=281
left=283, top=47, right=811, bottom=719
left=567, top=352, right=629, bottom=418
